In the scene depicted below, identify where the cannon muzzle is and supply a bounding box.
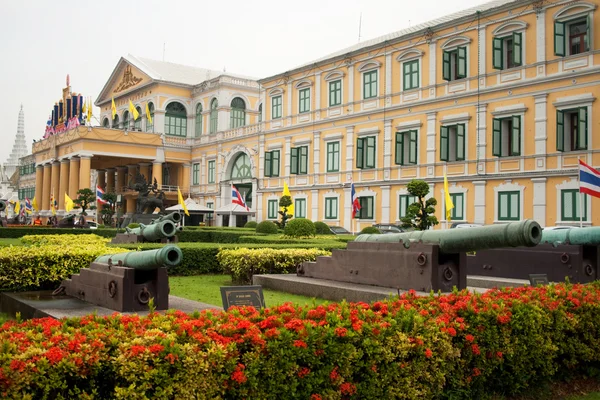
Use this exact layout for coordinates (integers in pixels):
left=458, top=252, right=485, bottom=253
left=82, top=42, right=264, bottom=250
left=152, top=211, right=182, bottom=225
left=355, top=219, right=542, bottom=253
left=0, top=200, right=6, bottom=212
left=94, top=245, right=183, bottom=270
left=127, top=220, right=177, bottom=241
left=541, top=226, right=600, bottom=246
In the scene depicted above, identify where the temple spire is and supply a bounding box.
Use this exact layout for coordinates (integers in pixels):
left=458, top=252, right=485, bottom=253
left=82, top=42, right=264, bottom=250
left=4, top=106, right=29, bottom=179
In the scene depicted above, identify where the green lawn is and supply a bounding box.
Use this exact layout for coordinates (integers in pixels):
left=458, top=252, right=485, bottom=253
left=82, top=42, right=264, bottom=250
left=0, top=238, right=23, bottom=246
left=169, top=274, right=328, bottom=308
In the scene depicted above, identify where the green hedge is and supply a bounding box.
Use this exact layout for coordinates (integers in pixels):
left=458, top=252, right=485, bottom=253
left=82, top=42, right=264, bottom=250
left=0, top=227, right=116, bottom=238
left=2, top=282, right=600, bottom=399
left=177, top=229, right=260, bottom=243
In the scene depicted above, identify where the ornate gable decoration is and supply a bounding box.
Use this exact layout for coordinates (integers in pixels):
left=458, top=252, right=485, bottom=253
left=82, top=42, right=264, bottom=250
left=113, top=65, right=142, bottom=94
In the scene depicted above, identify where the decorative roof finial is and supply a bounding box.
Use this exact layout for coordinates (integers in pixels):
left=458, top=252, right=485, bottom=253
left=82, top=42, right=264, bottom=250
left=66, top=74, right=70, bottom=87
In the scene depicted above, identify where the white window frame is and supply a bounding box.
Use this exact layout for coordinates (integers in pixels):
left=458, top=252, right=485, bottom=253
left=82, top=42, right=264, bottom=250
left=268, top=88, right=284, bottom=121
left=491, top=21, right=528, bottom=71
left=493, top=181, right=525, bottom=224
left=555, top=178, right=592, bottom=226
left=294, top=196, right=307, bottom=219
left=323, top=191, right=340, bottom=221
left=267, top=196, right=279, bottom=220
left=553, top=2, right=596, bottom=57
left=491, top=104, right=527, bottom=159
left=324, top=71, right=345, bottom=108
left=440, top=36, right=471, bottom=82
left=397, top=49, right=424, bottom=92
left=552, top=94, right=595, bottom=155
left=440, top=185, right=468, bottom=223
left=358, top=61, right=382, bottom=100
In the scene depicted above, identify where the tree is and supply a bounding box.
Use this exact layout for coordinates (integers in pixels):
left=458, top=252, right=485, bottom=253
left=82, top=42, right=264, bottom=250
left=278, top=195, right=293, bottom=229
left=99, top=192, right=117, bottom=226
left=74, top=188, right=97, bottom=218
left=400, top=179, right=439, bottom=231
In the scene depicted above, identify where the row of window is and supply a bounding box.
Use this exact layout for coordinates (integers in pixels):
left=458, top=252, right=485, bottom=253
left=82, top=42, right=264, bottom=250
left=192, top=160, right=216, bottom=185
left=18, top=187, right=35, bottom=201
left=264, top=189, right=586, bottom=223
left=19, top=163, right=36, bottom=176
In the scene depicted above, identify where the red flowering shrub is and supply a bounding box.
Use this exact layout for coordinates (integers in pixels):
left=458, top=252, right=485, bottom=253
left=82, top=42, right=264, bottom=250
left=0, top=282, right=599, bottom=399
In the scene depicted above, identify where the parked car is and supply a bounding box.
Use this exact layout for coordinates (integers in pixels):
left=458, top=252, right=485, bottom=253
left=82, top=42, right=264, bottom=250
left=450, top=222, right=483, bottom=229
left=542, top=226, right=577, bottom=231
left=74, top=220, right=98, bottom=229
left=329, top=226, right=352, bottom=235
left=372, top=223, right=405, bottom=234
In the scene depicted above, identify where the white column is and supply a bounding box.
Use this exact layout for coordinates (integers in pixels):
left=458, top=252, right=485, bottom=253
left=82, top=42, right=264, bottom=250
left=536, top=9, right=546, bottom=76
left=426, top=112, right=437, bottom=177
left=187, top=115, right=194, bottom=138
left=201, top=154, right=207, bottom=184
left=534, top=94, right=548, bottom=172
left=476, top=103, right=487, bottom=174
left=385, top=53, right=392, bottom=96
left=428, top=41, right=437, bottom=97
left=478, top=25, right=486, bottom=87
left=284, top=137, right=291, bottom=176
left=216, top=144, right=223, bottom=184
left=218, top=103, right=228, bottom=132
left=311, top=189, right=319, bottom=221
left=256, top=191, right=263, bottom=222
left=315, top=72, right=321, bottom=117
left=381, top=185, right=391, bottom=223
left=347, top=64, right=354, bottom=113
left=383, top=119, right=392, bottom=180
left=258, top=135, right=265, bottom=179
left=343, top=186, right=352, bottom=231
left=345, top=126, right=355, bottom=173
left=473, top=180, right=486, bottom=224
left=313, top=131, right=321, bottom=178
left=286, top=82, right=293, bottom=123
left=532, top=178, right=547, bottom=226
left=153, top=110, right=165, bottom=134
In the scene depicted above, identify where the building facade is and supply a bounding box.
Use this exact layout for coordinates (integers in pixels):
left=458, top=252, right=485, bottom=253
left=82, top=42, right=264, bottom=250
left=32, top=0, right=600, bottom=229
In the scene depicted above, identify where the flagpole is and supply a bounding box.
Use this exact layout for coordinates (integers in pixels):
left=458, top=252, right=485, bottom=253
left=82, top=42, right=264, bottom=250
left=230, top=182, right=233, bottom=228
left=578, top=157, right=583, bottom=228
left=444, top=164, right=448, bottom=230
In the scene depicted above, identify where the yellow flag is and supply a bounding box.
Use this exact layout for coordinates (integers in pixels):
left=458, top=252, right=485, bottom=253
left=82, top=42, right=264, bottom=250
left=13, top=200, right=20, bottom=215
left=145, top=103, right=153, bottom=125
left=129, top=100, right=139, bottom=120
left=65, top=192, right=74, bottom=212
left=281, top=181, right=294, bottom=217
left=32, top=197, right=38, bottom=212
left=82, top=100, right=87, bottom=115
left=111, top=97, right=117, bottom=119
left=87, top=97, right=92, bottom=122
left=177, top=187, right=189, bottom=216
left=444, top=173, right=454, bottom=222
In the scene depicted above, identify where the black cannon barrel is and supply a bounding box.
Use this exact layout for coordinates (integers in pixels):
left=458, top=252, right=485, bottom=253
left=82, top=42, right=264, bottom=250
left=0, top=200, right=6, bottom=212
left=355, top=219, right=542, bottom=253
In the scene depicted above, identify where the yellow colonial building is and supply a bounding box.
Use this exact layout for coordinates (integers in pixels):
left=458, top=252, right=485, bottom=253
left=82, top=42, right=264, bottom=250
left=32, top=0, right=600, bottom=229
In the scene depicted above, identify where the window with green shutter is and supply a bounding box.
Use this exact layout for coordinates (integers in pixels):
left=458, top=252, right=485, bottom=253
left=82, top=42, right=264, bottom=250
left=192, top=163, right=200, bottom=185
left=498, top=191, right=520, bottom=221
left=290, top=146, right=308, bottom=175
left=395, top=130, right=418, bottom=165
left=442, top=46, right=467, bottom=81
left=492, top=116, right=521, bottom=157
left=555, top=18, right=590, bottom=56
left=357, top=196, right=374, bottom=219
left=230, top=97, right=246, bottom=128
left=264, top=150, right=280, bottom=177
left=356, top=136, right=376, bottom=169
left=195, top=104, right=203, bottom=136
left=440, top=124, right=465, bottom=162
left=325, top=197, right=338, bottom=219
left=492, top=32, right=522, bottom=70
left=268, top=200, right=278, bottom=219
left=329, top=80, right=342, bottom=106
left=299, top=88, right=310, bottom=114
left=556, top=108, right=587, bottom=152
left=208, top=160, right=215, bottom=184
left=561, top=189, right=587, bottom=221
left=164, top=102, right=187, bottom=136
left=326, top=141, right=340, bottom=172
left=399, top=195, right=417, bottom=218
left=448, top=193, right=464, bottom=220
left=209, top=99, right=218, bottom=133
left=272, top=96, right=282, bottom=119
left=363, top=70, right=378, bottom=99
left=295, top=198, right=306, bottom=218
left=402, top=60, right=419, bottom=90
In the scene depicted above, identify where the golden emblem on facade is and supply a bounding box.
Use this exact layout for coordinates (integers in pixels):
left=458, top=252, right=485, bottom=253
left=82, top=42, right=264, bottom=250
left=114, top=65, right=142, bottom=93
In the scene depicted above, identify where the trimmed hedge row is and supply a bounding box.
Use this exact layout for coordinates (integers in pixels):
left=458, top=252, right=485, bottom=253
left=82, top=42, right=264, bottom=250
left=1, top=282, right=600, bottom=399
left=177, top=229, right=261, bottom=243
left=0, top=227, right=115, bottom=238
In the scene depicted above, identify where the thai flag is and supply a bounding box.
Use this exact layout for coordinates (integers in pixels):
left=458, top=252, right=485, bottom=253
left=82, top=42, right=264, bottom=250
left=25, top=198, right=32, bottom=214
left=232, top=185, right=249, bottom=211
left=579, top=160, right=600, bottom=198
left=96, top=185, right=108, bottom=204
left=351, top=182, right=361, bottom=218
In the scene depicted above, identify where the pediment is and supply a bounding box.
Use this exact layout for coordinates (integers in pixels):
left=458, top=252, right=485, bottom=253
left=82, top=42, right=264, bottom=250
left=96, top=58, right=153, bottom=105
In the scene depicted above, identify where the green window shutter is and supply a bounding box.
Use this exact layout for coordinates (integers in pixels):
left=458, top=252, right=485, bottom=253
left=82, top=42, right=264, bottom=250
left=512, top=115, right=521, bottom=156
left=356, top=138, right=364, bottom=169
left=395, top=132, right=404, bottom=165
left=440, top=126, right=449, bottom=161
left=290, top=147, right=298, bottom=174
left=456, top=124, right=465, bottom=161
left=299, top=146, right=308, bottom=174
left=554, top=21, right=565, bottom=56
left=513, top=32, right=522, bottom=66
left=457, top=47, right=467, bottom=79
left=272, top=150, right=280, bottom=177
left=492, top=37, right=504, bottom=70
left=556, top=110, right=564, bottom=151
left=585, top=14, right=590, bottom=52
left=492, top=118, right=501, bottom=157
left=403, top=63, right=409, bottom=90
left=265, top=151, right=272, bottom=177
left=409, top=130, right=418, bottom=164
left=442, top=51, right=451, bottom=81
left=366, top=136, right=376, bottom=168
left=577, top=107, right=587, bottom=149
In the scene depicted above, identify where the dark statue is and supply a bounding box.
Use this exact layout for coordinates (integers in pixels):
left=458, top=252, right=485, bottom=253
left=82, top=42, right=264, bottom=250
left=128, top=173, right=166, bottom=214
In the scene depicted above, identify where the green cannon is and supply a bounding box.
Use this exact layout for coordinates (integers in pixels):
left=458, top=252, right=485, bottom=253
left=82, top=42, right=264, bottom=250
left=0, top=200, right=6, bottom=212
left=94, top=245, right=183, bottom=270
left=354, top=219, right=542, bottom=253
left=126, top=219, right=177, bottom=241
left=540, top=227, right=600, bottom=246
left=151, top=211, right=182, bottom=225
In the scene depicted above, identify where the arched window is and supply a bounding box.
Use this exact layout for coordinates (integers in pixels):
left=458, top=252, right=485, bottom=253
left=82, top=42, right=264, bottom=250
left=195, top=103, right=203, bottom=137
left=102, top=118, right=110, bottom=128
left=230, top=153, right=252, bottom=179
left=112, top=114, right=120, bottom=129
left=122, top=111, right=130, bottom=130
left=165, top=101, right=187, bottom=137
left=134, top=106, right=142, bottom=130
left=258, top=104, right=263, bottom=123
left=230, top=97, right=246, bottom=129
left=210, top=99, right=218, bottom=133
left=146, top=102, right=155, bottom=132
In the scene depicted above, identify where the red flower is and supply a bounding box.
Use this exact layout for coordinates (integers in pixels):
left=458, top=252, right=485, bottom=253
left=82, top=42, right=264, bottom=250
left=340, top=382, right=357, bottom=395
left=231, top=370, right=247, bottom=384
left=473, top=367, right=481, bottom=376
left=293, top=340, right=307, bottom=348
left=164, top=353, right=178, bottom=364
left=311, top=395, right=323, bottom=400
left=335, top=327, right=347, bottom=337
left=330, top=367, right=340, bottom=381
left=236, top=320, right=252, bottom=330
left=44, top=347, right=64, bottom=365
left=496, top=351, right=503, bottom=358
left=425, top=348, right=433, bottom=358
left=497, top=313, right=511, bottom=324
left=471, top=344, right=481, bottom=355
left=10, top=360, right=26, bottom=372
left=446, top=327, right=457, bottom=337
left=465, top=334, right=475, bottom=342
left=130, top=345, right=146, bottom=356
left=149, top=344, right=164, bottom=354
left=297, top=367, right=310, bottom=378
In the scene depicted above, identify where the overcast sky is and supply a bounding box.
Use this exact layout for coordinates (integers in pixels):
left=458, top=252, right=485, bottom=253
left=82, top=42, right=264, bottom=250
left=0, top=0, right=488, bottom=164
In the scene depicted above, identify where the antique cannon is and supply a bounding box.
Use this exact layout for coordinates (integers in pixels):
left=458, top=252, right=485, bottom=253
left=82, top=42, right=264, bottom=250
left=151, top=211, right=182, bottom=225
left=112, top=214, right=180, bottom=244
left=299, top=220, right=541, bottom=292
left=59, top=245, right=182, bottom=312
left=0, top=200, right=6, bottom=212
left=468, top=226, right=600, bottom=283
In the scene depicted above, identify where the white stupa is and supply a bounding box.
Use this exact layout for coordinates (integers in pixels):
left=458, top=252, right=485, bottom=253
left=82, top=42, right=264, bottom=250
left=4, top=105, right=29, bottom=180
